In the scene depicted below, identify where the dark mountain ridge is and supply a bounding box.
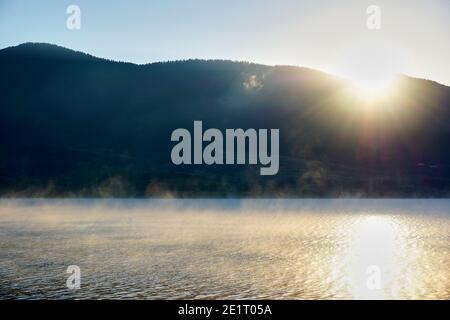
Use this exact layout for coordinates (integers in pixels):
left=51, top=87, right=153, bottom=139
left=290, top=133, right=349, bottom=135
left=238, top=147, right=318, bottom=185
left=1, top=43, right=450, bottom=197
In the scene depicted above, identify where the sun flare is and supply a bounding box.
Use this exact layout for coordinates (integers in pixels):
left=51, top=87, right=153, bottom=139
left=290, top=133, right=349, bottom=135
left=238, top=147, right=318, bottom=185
left=345, top=58, right=399, bottom=101
left=351, top=72, right=396, bottom=100
left=338, top=41, right=402, bottom=101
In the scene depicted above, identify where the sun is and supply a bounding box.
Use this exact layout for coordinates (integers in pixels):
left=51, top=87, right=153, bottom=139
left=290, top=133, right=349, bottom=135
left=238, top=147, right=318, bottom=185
left=351, top=71, right=396, bottom=100
left=337, top=40, right=402, bottom=101
left=345, top=55, right=398, bottom=100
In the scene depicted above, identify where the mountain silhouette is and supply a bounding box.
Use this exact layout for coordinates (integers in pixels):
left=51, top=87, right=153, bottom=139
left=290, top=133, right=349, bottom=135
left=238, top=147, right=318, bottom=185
left=1, top=43, right=450, bottom=197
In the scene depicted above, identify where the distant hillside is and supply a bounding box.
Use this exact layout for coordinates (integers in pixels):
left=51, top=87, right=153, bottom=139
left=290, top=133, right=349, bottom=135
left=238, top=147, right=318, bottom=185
left=1, top=43, right=450, bottom=197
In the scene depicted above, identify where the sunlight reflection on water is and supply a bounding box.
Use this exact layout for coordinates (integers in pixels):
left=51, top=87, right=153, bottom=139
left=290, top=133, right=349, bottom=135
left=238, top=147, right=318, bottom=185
left=0, top=199, right=448, bottom=300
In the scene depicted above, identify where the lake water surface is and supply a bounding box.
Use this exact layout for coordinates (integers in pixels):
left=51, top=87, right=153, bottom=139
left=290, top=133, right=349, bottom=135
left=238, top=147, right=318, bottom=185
left=0, top=199, right=449, bottom=299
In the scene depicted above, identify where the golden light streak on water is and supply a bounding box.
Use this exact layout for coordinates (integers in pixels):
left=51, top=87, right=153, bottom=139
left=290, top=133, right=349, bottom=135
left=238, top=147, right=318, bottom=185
left=338, top=215, right=409, bottom=299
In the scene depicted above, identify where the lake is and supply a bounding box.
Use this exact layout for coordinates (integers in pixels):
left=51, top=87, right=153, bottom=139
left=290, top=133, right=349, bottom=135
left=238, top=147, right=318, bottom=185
left=0, top=199, right=449, bottom=299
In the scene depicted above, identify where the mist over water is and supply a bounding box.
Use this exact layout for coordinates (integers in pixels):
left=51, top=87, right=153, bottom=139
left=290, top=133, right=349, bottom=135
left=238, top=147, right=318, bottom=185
left=0, top=199, right=449, bottom=299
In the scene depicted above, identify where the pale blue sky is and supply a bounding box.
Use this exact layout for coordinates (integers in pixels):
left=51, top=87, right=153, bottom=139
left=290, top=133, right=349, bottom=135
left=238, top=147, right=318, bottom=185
left=0, top=0, right=449, bottom=85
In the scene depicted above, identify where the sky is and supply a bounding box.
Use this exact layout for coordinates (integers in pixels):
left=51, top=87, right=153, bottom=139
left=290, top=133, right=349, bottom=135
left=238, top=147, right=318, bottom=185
left=0, top=0, right=449, bottom=85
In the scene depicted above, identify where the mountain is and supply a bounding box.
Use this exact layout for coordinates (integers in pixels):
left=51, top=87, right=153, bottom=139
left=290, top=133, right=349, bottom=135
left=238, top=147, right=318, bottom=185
left=1, top=43, right=450, bottom=197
